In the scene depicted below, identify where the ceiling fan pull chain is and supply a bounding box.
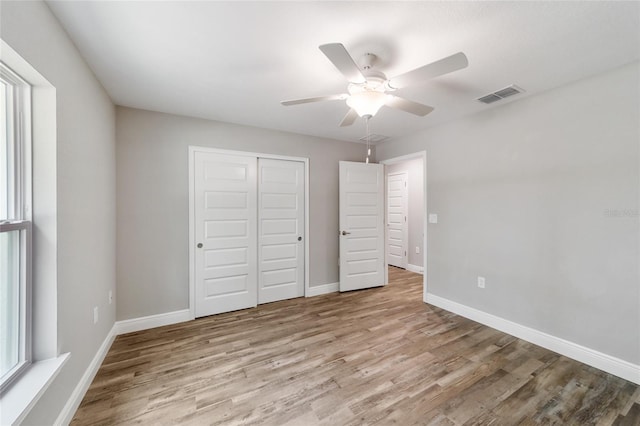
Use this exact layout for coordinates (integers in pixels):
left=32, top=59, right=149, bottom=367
left=365, top=116, right=371, bottom=164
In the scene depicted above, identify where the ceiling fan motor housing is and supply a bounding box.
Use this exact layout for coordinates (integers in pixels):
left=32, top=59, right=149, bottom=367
left=348, top=72, right=387, bottom=95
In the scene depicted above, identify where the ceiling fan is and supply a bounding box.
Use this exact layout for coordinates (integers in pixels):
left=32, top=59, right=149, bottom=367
left=281, top=43, right=468, bottom=126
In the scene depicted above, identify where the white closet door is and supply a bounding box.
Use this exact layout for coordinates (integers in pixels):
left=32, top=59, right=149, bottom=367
left=258, top=159, right=305, bottom=304
left=387, top=171, right=408, bottom=269
left=339, top=161, right=385, bottom=292
left=194, top=152, right=257, bottom=317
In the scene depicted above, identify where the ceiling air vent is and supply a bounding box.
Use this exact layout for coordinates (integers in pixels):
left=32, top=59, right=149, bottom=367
left=359, top=133, right=389, bottom=144
left=477, top=85, right=525, bottom=104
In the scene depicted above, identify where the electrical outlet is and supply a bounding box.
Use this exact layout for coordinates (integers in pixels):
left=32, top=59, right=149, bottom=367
left=415, top=246, right=420, bottom=254
left=93, top=306, right=99, bottom=324
left=109, top=290, right=113, bottom=304
left=477, top=277, right=486, bottom=289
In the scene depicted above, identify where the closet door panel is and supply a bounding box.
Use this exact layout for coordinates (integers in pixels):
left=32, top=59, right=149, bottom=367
left=258, top=159, right=305, bottom=304
left=194, top=152, right=257, bottom=317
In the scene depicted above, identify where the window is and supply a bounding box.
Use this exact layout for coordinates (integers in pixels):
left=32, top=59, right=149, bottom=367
left=0, top=61, right=32, bottom=392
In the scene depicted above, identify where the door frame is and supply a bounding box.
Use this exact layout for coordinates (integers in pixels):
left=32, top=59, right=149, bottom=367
left=188, top=146, right=310, bottom=319
left=380, top=151, right=428, bottom=302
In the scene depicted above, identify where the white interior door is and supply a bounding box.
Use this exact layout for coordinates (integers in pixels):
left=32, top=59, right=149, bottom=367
left=339, top=161, right=385, bottom=292
left=387, top=172, right=408, bottom=269
left=258, top=159, right=305, bottom=304
left=194, top=152, right=257, bottom=317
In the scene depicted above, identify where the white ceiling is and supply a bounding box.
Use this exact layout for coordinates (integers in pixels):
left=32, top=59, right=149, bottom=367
left=46, top=1, right=640, bottom=144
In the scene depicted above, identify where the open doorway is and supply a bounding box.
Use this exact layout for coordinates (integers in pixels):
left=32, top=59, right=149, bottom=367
left=381, top=152, right=427, bottom=301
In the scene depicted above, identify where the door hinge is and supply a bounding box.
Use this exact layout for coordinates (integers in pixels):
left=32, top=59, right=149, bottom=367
left=404, top=251, right=407, bottom=256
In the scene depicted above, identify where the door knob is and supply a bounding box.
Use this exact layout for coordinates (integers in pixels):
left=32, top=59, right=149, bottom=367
left=298, top=236, right=302, bottom=241
left=197, top=243, right=203, bottom=248
left=341, top=230, right=351, bottom=235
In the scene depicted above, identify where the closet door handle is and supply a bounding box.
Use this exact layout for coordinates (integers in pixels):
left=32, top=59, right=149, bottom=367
left=341, top=230, right=351, bottom=235
left=197, top=243, right=203, bottom=248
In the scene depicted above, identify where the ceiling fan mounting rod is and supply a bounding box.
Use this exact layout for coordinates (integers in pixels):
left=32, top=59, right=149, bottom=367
left=360, top=52, right=377, bottom=70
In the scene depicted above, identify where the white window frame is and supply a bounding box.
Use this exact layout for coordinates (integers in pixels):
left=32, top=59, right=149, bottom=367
left=1, top=39, right=67, bottom=426
left=0, top=61, right=33, bottom=393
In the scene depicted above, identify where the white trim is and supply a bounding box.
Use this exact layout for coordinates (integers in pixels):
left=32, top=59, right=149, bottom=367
left=188, top=147, right=196, bottom=319
left=406, top=264, right=424, bottom=274
left=2, top=39, right=58, bottom=362
left=188, top=146, right=309, bottom=164
left=425, top=293, right=640, bottom=385
left=54, top=326, right=115, bottom=426
left=56, top=309, right=196, bottom=425
left=113, top=309, right=192, bottom=335
left=306, top=282, right=339, bottom=297
left=0, top=353, right=69, bottom=426
left=1, top=49, right=35, bottom=394
left=188, top=146, right=310, bottom=317
left=380, top=152, right=425, bottom=165
left=304, top=158, right=310, bottom=297
left=380, top=151, right=427, bottom=300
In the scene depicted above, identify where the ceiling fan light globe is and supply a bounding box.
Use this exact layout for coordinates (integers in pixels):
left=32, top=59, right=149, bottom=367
left=346, top=91, right=388, bottom=118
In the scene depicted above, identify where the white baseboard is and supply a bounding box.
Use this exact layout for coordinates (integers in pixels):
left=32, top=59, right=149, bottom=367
left=113, top=309, right=193, bottom=335
left=307, top=282, right=339, bottom=297
left=407, top=264, right=424, bottom=274
left=425, top=293, right=640, bottom=385
left=55, top=326, right=116, bottom=426
left=56, top=309, right=194, bottom=424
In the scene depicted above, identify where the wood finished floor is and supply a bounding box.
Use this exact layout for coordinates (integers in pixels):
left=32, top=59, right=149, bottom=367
left=72, top=267, right=640, bottom=425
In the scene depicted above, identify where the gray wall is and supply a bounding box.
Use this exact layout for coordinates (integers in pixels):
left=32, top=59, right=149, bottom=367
left=0, top=1, right=116, bottom=424
left=2, top=3, right=636, bottom=422
left=376, top=62, right=640, bottom=364
left=116, top=107, right=366, bottom=320
left=387, top=158, right=424, bottom=268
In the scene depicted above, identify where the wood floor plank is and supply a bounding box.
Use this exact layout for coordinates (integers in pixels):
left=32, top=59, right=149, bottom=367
left=71, top=267, right=639, bottom=425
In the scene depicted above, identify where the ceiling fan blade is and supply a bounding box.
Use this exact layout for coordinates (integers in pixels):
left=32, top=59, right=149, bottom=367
left=339, top=109, right=358, bottom=127
left=388, top=52, right=468, bottom=89
left=385, top=95, right=434, bottom=116
left=319, top=43, right=367, bottom=84
left=281, top=94, right=347, bottom=106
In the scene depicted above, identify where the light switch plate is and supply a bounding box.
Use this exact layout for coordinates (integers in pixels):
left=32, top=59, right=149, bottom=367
left=428, top=214, right=438, bottom=224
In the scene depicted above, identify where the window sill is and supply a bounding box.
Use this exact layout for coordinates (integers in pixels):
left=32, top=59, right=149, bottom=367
left=0, top=353, right=70, bottom=425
